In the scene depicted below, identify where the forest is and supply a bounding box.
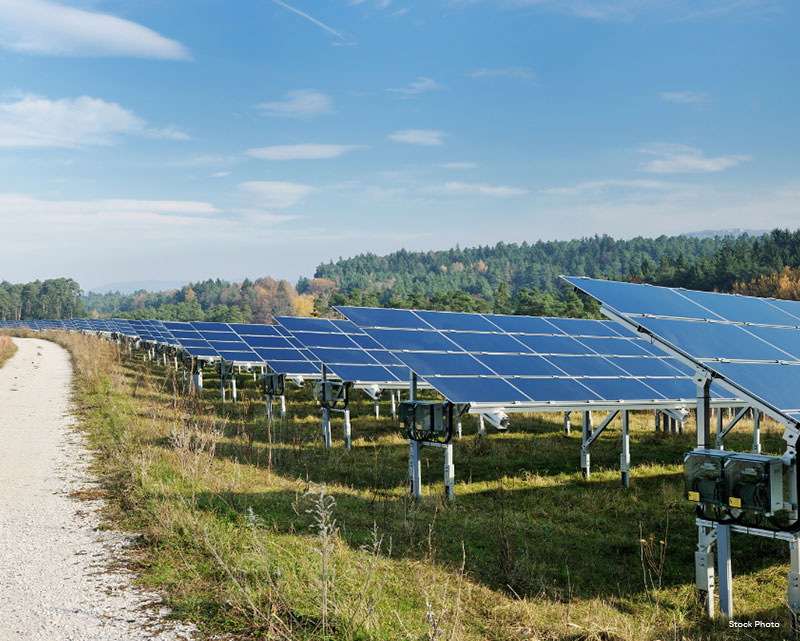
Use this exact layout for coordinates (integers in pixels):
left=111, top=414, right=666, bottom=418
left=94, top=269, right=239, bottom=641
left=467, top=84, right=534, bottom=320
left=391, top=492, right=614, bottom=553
left=7, top=229, right=800, bottom=322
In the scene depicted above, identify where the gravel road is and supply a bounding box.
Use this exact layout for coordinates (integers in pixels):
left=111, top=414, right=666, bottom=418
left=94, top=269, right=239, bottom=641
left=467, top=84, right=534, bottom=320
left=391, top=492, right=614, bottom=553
left=0, top=337, right=197, bottom=641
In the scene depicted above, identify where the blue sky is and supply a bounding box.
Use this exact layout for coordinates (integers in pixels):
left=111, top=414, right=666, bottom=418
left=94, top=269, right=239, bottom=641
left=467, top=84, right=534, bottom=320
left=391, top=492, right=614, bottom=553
left=0, top=0, right=797, bottom=291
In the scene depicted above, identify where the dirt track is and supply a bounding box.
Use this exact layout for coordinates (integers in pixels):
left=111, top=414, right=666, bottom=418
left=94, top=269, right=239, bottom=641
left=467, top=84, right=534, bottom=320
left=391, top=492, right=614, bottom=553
left=0, top=337, right=196, bottom=641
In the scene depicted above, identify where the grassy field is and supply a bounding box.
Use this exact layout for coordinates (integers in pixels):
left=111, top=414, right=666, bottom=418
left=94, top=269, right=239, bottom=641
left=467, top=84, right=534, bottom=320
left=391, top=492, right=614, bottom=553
left=35, top=331, right=799, bottom=640
left=0, top=334, right=17, bottom=368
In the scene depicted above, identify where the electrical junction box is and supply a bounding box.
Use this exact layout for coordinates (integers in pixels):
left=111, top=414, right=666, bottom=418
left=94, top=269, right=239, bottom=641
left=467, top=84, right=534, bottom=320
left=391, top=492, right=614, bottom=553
left=262, top=372, right=284, bottom=396
left=313, top=381, right=341, bottom=404
left=724, top=452, right=784, bottom=514
left=399, top=401, right=446, bottom=437
left=684, top=449, right=731, bottom=506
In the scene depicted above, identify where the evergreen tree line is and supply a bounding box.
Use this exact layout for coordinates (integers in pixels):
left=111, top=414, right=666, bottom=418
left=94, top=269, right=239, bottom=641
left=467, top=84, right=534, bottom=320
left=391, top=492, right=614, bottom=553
left=0, top=278, right=84, bottom=321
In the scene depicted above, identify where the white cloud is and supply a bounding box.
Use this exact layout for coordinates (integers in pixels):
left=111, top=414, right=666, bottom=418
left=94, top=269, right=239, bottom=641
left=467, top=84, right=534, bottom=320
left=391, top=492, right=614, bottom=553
left=246, top=143, right=363, bottom=160
left=212, top=171, right=232, bottom=178
left=388, top=77, right=441, bottom=95
left=238, top=181, right=314, bottom=209
left=257, top=89, right=333, bottom=118
left=469, top=67, right=535, bottom=80
left=426, top=181, right=527, bottom=197
left=660, top=90, right=711, bottom=105
left=542, top=179, right=678, bottom=195
left=440, top=161, right=478, bottom=169
left=388, top=129, right=445, bottom=146
left=0, top=0, right=190, bottom=59
left=0, top=93, right=187, bottom=148
left=638, top=143, right=750, bottom=174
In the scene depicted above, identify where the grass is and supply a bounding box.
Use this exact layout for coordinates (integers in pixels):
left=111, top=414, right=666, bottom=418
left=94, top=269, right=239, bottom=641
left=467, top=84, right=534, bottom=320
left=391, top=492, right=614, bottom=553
left=31, top=330, right=800, bottom=639
left=0, top=334, right=17, bottom=368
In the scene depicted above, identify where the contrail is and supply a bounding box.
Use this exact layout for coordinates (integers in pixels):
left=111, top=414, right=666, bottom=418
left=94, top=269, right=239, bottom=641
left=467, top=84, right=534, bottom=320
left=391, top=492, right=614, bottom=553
left=272, top=0, right=348, bottom=42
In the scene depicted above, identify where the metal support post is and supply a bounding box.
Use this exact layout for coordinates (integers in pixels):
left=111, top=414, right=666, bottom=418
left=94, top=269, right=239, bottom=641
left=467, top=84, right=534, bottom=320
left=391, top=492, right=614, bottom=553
left=564, top=411, right=571, bottom=435
left=696, top=372, right=712, bottom=448
left=655, top=410, right=660, bottom=432
left=344, top=408, right=352, bottom=451
left=444, top=442, right=454, bottom=500
left=456, top=416, right=462, bottom=439
left=374, top=395, right=380, bottom=419
left=717, top=523, right=733, bottom=619
left=409, top=440, right=421, bottom=499
left=322, top=407, right=332, bottom=449
left=696, top=524, right=716, bottom=618
left=478, top=414, right=486, bottom=438
left=220, top=376, right=226, bottom=403
left=174, top=356, right=178, bottom=372
left=753, top=411, right=762, bottom=454
left=266, top=395, right=273, bottom=420
left=192, top=367, right=203, bottom=393
left=581, top=410, right=591, bottom=479
left=620, top=410, right=630, bottom=488
left=716, top=409, right=724, bottom=450
left=662, top=411, right=668, bottom=432
left=231, top=376, right=237, bottom=403
left=670, top=416, right=677, bottom=434
left=390, top=390, right=397, bottom=421
left=679, top=418, right=685, bottom=435
left=280, top=395, right=286, bottom=419
left=789, top=537, right=800, bottom=634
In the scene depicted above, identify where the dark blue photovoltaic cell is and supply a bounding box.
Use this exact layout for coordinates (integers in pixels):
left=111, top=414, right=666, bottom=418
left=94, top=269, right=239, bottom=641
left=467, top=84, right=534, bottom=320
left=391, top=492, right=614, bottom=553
left=765, top=299, right=800, bottom=324
left=368, top=349, right=404, bottom=366
left=576, top=337, right=653, bottom=357
left=250, top=348, right=307, bottom=362
left=515, top=334, right=591, bottom=355
left=562, top=277, right=716, bottom=319
left=331, top=319, right=361, bottom=333
left=442, top=331, right=529, bottom=353
left=337, top=306, right=430, bottom=330
left=679, top=289, right=800, bottom=326
left=546, top=318, right=623, bottom=337
left=326, top=364, right=401, bottom=383
left=229, top=323, right=280, bottom=336
left=711, top=362, right=800, bottom=410
left=171, top=330, right=204, bottom=340
left=180, top=339, right=214, bottom=349
left=198, top=331, right=237, bottom=342
left=191, top=322, right=231, bottom=331
left=474, top=354, right=563, bottom=376
left=309, top=348, right=377, bottom=365
left=483, top=315, right=564, bottom=335
left=399, top=352, right=493, bottom=376
left=366, top=329, right=461, bottom=352
left=513, top=378, right=600, bottom=402
left=662, top=358, right=694, bottom=376
left=208, top=340, right=256, bottom=354
left=547, top=356, right=627, bottom=377
left=641, top=318, right=790, bottom=361
left=643, top=377, right=698, bottom=400
left=605, top=357, right=685, bottom=377
left=582, top=378, right=666, bottom=401
left=217, top=350, right=261, bottom=363
left=349, top=334, right=384, bottom=349
left=183, top=346, right=219, bottom=358
left=742, top=326, right=800, bottom=362
left=291, top=331, right=355, bottom=349
left=423, top=377, right=529, bottom=404
left=278, top=317, right=336, bottom=332
left=238, top=335, right=289, bottom=348
left=416, top=310, right=498, bottom=332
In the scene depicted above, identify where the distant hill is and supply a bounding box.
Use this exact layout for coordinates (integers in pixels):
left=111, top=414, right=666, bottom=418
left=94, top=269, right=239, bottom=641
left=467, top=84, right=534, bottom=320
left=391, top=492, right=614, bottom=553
left=681, top=228, right=769, bottom=240
left=87, top=280, right=190, bottom=295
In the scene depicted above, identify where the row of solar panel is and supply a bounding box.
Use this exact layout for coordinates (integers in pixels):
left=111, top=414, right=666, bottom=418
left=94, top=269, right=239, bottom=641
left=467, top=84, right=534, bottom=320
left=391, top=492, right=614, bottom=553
left=1, top=310, right=739, bottom=407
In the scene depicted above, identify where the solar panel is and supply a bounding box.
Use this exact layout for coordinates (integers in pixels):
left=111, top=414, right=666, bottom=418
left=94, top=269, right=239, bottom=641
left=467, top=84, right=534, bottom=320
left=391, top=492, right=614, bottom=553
left=335, top=307, right=736, bottom=408
left=231, top=323, right=321, bottom=377
left=274, top=316, right=408, bottom=385
left=562, top=276, right=800, bottom=418
left=187, top=321, right=262, bottom=364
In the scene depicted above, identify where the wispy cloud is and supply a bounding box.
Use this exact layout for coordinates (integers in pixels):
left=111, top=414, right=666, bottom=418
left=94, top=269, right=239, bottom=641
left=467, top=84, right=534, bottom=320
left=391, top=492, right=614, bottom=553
left=0, top=0, right=190, bottom=59
left=469, top=66, right=535, bottom=80
left=212, top=171, right=232, bottom=178
left=454, top=0, right=780, bottom=22
left=257, top=89, right=333, bottom=118
left=388, top=77, right=441, bottom=95
left=238, top=181, right=314, bottom=209
left=638, top=143, right=750, bottom=174
left=0, top=93, right=188, bottom=148
left=246, top=143, right=363, bottom=160
left=272, top=0, right=351, bottom=43
left=425, top=181, right=527, bottom=197
left=660, top=90, right=711, bottom=106
left=542, top=179, right=678, bottom=195
left=440, top=161, right=478, bottom=169
left=388, top=129, right=446, bottom=146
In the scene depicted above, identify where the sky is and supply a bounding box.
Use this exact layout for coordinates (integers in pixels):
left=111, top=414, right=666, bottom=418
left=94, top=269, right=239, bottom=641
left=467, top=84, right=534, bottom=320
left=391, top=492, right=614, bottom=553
left=0, top=0, right=797, bottom=291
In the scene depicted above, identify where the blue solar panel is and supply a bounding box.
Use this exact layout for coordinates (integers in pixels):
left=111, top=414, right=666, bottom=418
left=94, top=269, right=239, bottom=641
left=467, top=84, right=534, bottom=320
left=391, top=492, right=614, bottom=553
left=337, top=306, right=729, bottom=407
left=679, top=289, right=800, bottom=326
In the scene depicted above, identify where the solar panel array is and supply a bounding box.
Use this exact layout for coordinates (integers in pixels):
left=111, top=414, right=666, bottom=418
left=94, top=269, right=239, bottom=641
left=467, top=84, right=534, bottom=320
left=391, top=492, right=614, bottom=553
left=274, top=316, right=410, bottom=386
left=563, top=276, right=800, bottom=424
left=335, top=306, right=736, bottom=407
